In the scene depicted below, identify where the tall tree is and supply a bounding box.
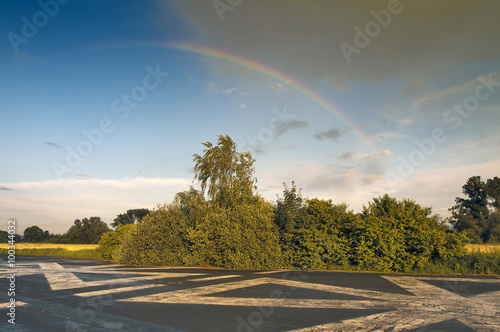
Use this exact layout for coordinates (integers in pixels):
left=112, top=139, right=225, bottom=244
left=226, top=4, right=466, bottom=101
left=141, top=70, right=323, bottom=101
left=449, top=176, right=500, bottom=243
left=454, top=176, right=489, bottom=220
left=193, top=134, right=256, bottom=206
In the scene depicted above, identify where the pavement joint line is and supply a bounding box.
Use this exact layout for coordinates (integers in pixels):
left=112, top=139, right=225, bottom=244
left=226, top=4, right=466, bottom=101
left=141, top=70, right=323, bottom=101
left=253, top=270, right=281, bottom=275
left=186, top=274, right=242, bottom=282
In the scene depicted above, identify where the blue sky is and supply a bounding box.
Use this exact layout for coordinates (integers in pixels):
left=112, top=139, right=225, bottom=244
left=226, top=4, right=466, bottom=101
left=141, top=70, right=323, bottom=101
left=1, top=0, right=499, bottom=234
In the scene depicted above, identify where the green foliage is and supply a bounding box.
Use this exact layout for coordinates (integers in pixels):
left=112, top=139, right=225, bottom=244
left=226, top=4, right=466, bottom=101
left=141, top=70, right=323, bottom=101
left=423, top=251, right=500, bottom=275
left=275, top=187, right=468, bottom=272
left=274, top=181, right=304, bottom=233
left=187, top=196, right=283, bottom=269
left=0, top=230, right=21, bottom=243
left=64, top=217, right=110, bottom=244
left=113, top=205, right=192, bottom=266
left=96, top=224, right=135, bottom=260
left=193, top=134, right=256, bottom=207
left=23, top=225, right=49, bottom=242
left=111, top=208, right=150, bottom=228
left=104, top=137, right=494, bottom=274
left=282, top=198, right=352, bottom=270
left=449, top=176, right=500, bottom=243
left=356, top=195, right=467, bottom=271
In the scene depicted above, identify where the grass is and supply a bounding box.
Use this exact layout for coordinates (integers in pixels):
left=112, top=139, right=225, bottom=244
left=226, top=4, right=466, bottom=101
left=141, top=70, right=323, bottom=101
left=0, top=243, right=101, bottom=260
left=2, top=243, right=499, bottom=275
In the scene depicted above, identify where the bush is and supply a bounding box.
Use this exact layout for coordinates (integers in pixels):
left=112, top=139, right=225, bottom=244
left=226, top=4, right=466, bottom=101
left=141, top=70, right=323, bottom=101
left=275, top=192, right=469, bottom=272
left=188, top=196, right=283, bottom=269
left=96, top=224, right=135, bottom=260
left=113, top=204, right=192, bottom=266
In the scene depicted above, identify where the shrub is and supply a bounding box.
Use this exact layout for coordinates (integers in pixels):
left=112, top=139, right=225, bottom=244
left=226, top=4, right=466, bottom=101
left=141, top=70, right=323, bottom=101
left=188, top=196, right=284, bottom=269
left=96, top=224, right=135, bottom=260
left=113, top=204, right=191, bottom=266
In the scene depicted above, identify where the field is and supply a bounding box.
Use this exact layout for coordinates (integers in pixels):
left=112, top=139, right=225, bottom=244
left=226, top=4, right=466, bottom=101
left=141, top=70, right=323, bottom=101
left=1, top=243, right=499, bottom=274
left=466, top=243, right=500, bottom=253
left=0, top=243, right=100, bottom=260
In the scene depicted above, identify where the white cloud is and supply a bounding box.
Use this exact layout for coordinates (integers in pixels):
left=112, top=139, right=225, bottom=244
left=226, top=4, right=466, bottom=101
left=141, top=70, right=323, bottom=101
left=0, top=177, right=191, bottom=234
left=222, top=87, right=237, bottom=94
left=238, top=104, right=248, bottom=109
left=339, top=150, right=392, bottom=161
left=270, top=82, right=288, bottom=92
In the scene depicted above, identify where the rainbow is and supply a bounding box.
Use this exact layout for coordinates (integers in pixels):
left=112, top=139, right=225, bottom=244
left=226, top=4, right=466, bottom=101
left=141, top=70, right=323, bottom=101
left=89, top=41, right=377, bottom=151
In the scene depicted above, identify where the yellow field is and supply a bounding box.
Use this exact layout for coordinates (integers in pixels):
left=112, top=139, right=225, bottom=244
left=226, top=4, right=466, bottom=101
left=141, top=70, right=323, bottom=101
left=0, top=243, right=98, bottom=251
left=466, top=243, right=500, bottom=253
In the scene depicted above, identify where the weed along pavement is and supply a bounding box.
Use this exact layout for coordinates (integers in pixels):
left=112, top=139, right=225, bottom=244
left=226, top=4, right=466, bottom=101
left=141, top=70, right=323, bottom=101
left=1, top=255, right=499, bottom=331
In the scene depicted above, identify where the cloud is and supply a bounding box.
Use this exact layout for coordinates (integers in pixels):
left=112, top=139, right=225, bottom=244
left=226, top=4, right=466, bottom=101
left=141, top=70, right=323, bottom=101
left=374, top=131, right=406, bottom=142
left=314, top=128, right=343, bottom=141
left=270, top=82, right=288, bottom=92
left=75, top=173, right=92, bottom=178
left=275, top=119, right=309, bottom=137
left=0, top=177, right=191, bottom=234
left=363, top=174, right=383, bottom=184
left=222, top=87, right=237, bottom=94
left=44, top=141, right=64, bottom=149
left=238, top=104, right=248, bottom=109
left=412, top=71, right=500, bottom=108
left=0, top=186, right=14, bottom=191
left=339, top=150, right=393, bottom=161
left=380, top=160, right=500, bottom=217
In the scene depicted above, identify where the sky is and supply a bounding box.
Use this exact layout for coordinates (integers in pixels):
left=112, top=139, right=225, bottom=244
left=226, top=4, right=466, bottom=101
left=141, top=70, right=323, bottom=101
left=1, top=0, right=499, bottom=234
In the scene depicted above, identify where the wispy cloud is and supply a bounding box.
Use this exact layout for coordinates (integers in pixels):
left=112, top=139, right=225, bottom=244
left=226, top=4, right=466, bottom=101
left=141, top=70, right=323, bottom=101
left=412, top=70, right=500, bottom=108
left=0, top=186, right=14, bottom=191
left=75, top=172, right=92, bottom=178
left=314, top=128, right=343, bottom=141
left=238, top=104, right=248, bottom=109
left=222, top=87, right=237, bottom=94
left=270, top=82, right=288, bottom=92
left=44, top=141, right=64, bottom=149
left=339, top=150, right=392, bottom=161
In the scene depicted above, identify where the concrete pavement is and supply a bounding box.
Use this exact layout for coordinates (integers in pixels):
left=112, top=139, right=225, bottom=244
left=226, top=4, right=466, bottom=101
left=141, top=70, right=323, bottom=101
left=1, top=255, right=499, bottom=331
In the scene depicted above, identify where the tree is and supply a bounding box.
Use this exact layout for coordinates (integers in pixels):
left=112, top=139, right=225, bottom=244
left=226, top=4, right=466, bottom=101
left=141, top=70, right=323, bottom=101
left=449, top=176, right=500, bottom=243
left=193, top=134, right=256, bottom=206
left=173, top=187, right=208, bottom=225
left=454, top=176, right=489, bottom=220
left=111, top=208, right=150, bottom=228
left=65, top=217, right=110, bottom=244
left=274, top=181, right=304, bottom=233
left=486, top=177, right=500, bottom=211
left=23, top=225, right=48, bottom=242
left=0, top=230, right=21, bottom=243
